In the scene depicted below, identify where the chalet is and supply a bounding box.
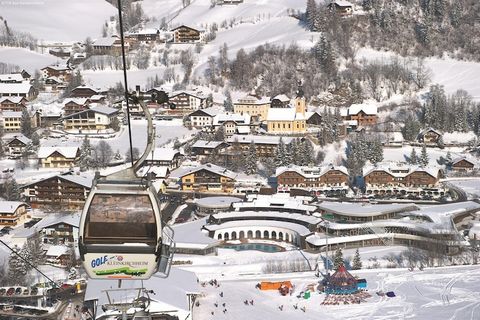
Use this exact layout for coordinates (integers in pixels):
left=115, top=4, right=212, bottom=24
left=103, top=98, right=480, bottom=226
left=226, top=134, right=294, bottom=157
left=37, top=146, right=80, bottom=168
left=0, top=73, right=25, bottom=83
left=342, top=104, right=378, bottom=126
left=36, top=214, right=79, bottom=244
left=0, top=83, right=38, bottom=100
left=89, top=95, right=106, bottom=103
left=276, top=165, right=350, bottom=196
left=69, top=86, right=108, bottom=98
left=63, top=98, right=90, bottom=116
left=418, top=128, right=442, bottom=144
left=363, top=163, right=444, bottom=197
left=212, top=112, right=251, bottom=136
left=22, top=174, right=92, bottom=210
left=328, top=0, right=354, bottom=15
left=6, top=135, right=32, bottom=158
left=49, top=47, right=71, bottom=58
left=0, top=110, right=39, bottom=132
left=45, top=245, right=70, bottom=266
left=44, top=77, right=66, bottom=92
left=164, top=90, right=207, bottom=114
left=126, top=28, right=160, bottom=43
left=63, top=105, right=118, bottom=132
left=146, top=147, right=183, bottom=169
left=191, top=140, right=229, bottom=158
left=0, top=96, right=28, bottom=112
left=72, top=52, right=87, bottom=64
left=234, top=95, right=271, bottom=122
left=306, top=111, right=322, bottom=126
left=179, top=163, right=237, bottom=193
left=187, top=108, right=219, bottom=128
left=0, top=201, right=28, bottom=226
left=270, top=94, right=290, bottom=108
left=451, top=157, right=475, bottom=171
left=41, top=65, right=72, bottom=82
left=92, top=36, right=128, bottom=55
left=40, top=112, right=62, bottom=128
left=171, top=25, right=203, bottom=43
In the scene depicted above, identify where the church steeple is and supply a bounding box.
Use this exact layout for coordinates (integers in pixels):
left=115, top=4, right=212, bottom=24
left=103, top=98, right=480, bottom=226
left=294, top=80, right=306, bottom=115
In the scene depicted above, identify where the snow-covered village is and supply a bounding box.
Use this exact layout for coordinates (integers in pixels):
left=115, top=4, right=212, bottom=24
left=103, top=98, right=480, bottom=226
left=1, top=0, right=480, bottom=319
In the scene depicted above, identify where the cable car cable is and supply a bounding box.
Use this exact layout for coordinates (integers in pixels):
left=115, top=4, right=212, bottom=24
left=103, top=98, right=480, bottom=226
left=116, top=0, right=134, bottom=166
left=0, top=238, right=59, bottom=289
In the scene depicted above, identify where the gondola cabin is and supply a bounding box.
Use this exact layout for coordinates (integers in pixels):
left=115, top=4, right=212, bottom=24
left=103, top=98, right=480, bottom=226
left=79, top=181, right=172, bottom=280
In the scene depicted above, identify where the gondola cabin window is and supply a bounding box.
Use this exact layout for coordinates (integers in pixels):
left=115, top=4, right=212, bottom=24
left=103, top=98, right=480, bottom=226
left=85, top=194, right=157, bottom=244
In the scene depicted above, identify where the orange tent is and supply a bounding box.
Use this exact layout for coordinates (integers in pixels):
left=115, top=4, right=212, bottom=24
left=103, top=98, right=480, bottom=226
left=259, top=281, right=293, bottom=290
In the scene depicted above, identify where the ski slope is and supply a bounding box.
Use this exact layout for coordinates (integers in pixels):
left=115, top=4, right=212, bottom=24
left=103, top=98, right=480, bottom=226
left=0, top=47, right=59, bottom=73
left=1, top=0, right=116, bottom=41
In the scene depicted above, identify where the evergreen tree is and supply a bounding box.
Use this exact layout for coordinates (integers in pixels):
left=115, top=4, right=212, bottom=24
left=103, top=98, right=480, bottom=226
left=0, top=138, right=4, bottom=158
left=245, top=142, right=258, bottom=175
left=313, top=35, right=337, bottom=78
left=20, top=109, right=33, bottom=138
left=420, top=144, right=429, bottom=167
left=78, top=136, right=92, bottom=171
left=402, top=115, right=421, bottom=141
left=2, top=178, right=21, bottom=201
left=214, top=126, right=225, bottom=141
left=8, top=245, right=27, bottom=285
left=305, top=0, right=318, bottom=31
left=316, top=150, right=325, bottom=164
left=409, top=148, right=418, bottom=165
left=223, top=90, right=233, bottom=112
left=274, top=138, right=286, bottom=167
left=352, top=248, right=362, bottom=270
left=445, top=151, right=452, bottom=169
left=30, top=132, right=40, bottom=148
left=20, top=243, right=33, bottom=272
left=333, top=247, right=344, bottom=271
left=92, top=141, right=113, bottom=168
left=26, top=232, right=44, bottom=267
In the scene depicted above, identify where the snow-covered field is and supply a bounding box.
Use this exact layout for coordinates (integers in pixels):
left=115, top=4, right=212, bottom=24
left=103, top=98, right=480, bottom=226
left=82, top=67, right=167, bottom=89
left=1, top=0, right=116, bottom=41
left=448, top=179, right=480, bottom=199
left=0, top=47, right=59, bottom=73
left=192, top=265, right=480, bottom=320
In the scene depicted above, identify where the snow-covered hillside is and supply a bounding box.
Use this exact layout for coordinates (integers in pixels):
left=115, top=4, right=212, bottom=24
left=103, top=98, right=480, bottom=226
left=1, top=0, right=116, bottom=41
left=0, top=47, right=59, bottom=73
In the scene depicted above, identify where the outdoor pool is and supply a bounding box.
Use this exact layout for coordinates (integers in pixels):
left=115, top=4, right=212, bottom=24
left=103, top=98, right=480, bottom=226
left=223, top=243, right=284, bottom=253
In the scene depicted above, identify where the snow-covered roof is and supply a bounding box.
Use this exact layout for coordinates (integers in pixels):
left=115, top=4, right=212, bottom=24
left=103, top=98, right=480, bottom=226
left=276, top=165, right=349, bottom=178
left=443, top=131, right=477, bottom=144
left=85, top=268, right=201, bottom=318
left=93, top=37, right=117, bottom=46
left=60, top=174, right=93, bottom=188
left=363, top=162, right=442, bottom=179
left=233, top=194, right=316, bottom=213
left=419, top=127, right=442, bottom=136
left=235, top=95, right=271, bottom=105
left=452, top=157, right=475, bottom=166
left=347, top=104, right=377, bottom=116
left=90, top=105, right=118, bottom=116
left=35, top=213, right=80, bottom=230
left=0, top=83, right=33, bottom=94
left=189, top=107, right=220, bottom=117
left=267, top=108, right=296, bottom=121
left=236, top=126, right=250, bottom=134
left=42, top=65, right=70, bottom=71
left=205, top=219, right=312, bottom=236
left=415, top=201, right=480, bottom=225
left=0, top=201, right=26, bottom=213
left=138, top=166, right=170, bottom=178
left=7, top=134, right=31, bottom=146
left=37, top=146, right=79, bottom=159
left=172, top=217, right=219, bottom=248
left=180, top=163, right=237, bottom=180
left=0, top=111, right=22, bottom=118
left=0, top=96, right=26, bottom=104
left=64, top=98, right=89, bottom=105
left=195, top=196, right=242, bottom=209
left=128, top=28, right=159, bottom=35
left=227, top=134, right=294, bottom=145
left=170, top=90, right=207, bottom=99
left=46, top=245, right=68, bottom=257
left=0, top=73, right=24, bottom=83
left=272, top=94, right=290, bottom=102
left=332, top=0, right=353, bottom=7
left=150, top=147, right=182, bottom=162
left=213, top=112, right=250, bottom=125
left=191, top=140, right=226, bottom=149
left=317, top=202, right=418, bottom=218
left=213, top=210, right=321, bottom=225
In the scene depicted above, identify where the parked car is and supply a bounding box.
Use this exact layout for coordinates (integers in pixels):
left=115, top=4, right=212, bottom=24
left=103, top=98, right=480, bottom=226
left=30, top=287, right=38, bottom=295
left=6, top=288, right=15, bottom=296
left=0, top=288, right=6, bottom=295
left=15, top=287, right=22, bottom=295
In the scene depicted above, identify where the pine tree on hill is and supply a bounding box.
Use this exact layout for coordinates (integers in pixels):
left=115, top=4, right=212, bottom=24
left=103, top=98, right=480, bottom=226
left=352, top=248, right=362, bottom=270
left=409, top=148, right=418, bottom=165
left=334, top=247, right=344, bottom=271
left=420, top=144, right=429, bottom=167
left=245, top=142, right=258, bottom=175
left=8, top=245, right=27, bottom=286
left=78, top=136, right=93, bottom=171
left=3, top=178, right=21, bottom=201
left=446, top=151, right=452, bottom=169
left=20, top=109, right=33, bottom=138
left=275, top=138, right=286, bottom=167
